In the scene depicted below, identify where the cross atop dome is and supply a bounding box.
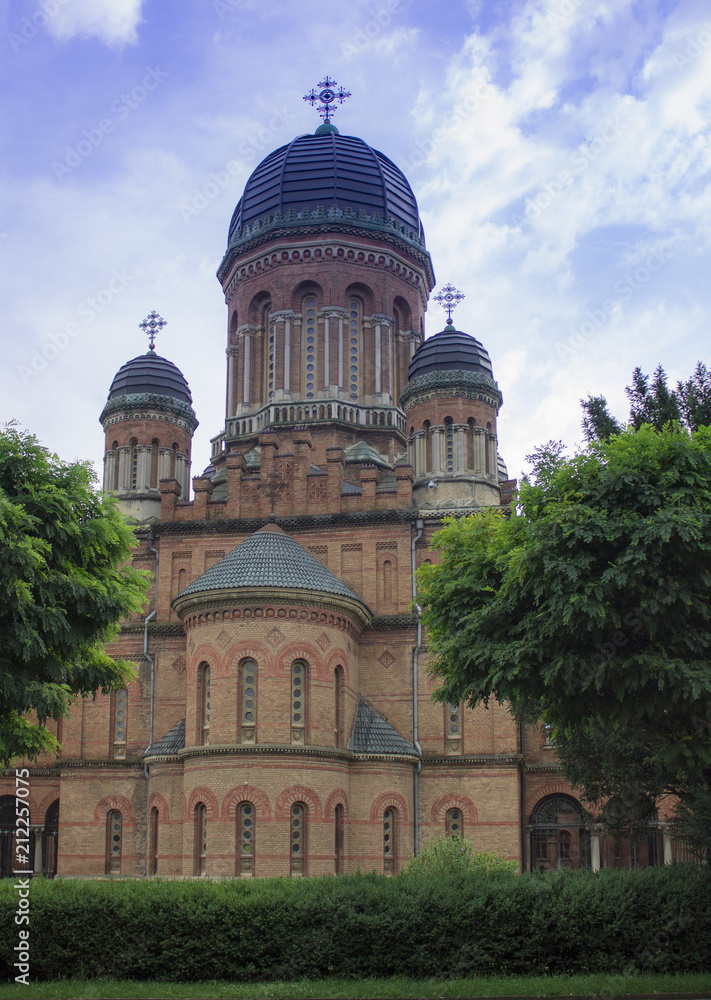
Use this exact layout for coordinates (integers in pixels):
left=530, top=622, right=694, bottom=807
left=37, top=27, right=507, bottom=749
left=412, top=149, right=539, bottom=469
left=303, top=76, right=351, bottom=125
left=433, top=284, right=465, bottom=326
left=139, top=310, right=167, bottom=351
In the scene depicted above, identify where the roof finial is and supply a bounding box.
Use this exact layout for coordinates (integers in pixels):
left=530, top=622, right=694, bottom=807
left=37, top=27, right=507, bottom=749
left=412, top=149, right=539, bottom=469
left=303, top=76, right=351, bottom=126
left=433, top=284, right=465, bottom=327
left=139, top=310, right=167, bottom=351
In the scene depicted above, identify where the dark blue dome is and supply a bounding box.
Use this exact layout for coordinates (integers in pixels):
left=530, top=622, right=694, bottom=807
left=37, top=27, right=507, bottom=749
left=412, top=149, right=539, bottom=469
left=408, top=326, right=494, bottom=380
left=227, top=132, right=422, bottom=246
left=108, top=350, right=192, bottom=404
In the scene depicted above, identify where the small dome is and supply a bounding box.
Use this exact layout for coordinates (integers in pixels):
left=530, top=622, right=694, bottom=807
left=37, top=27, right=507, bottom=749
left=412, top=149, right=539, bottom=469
left=108, top=350, right=192, bottom=404
left=228, top=131, right=422, bottom=246
left=408, top=325, right=494, bottom=380
left=173, top=523, right=370, bottom=612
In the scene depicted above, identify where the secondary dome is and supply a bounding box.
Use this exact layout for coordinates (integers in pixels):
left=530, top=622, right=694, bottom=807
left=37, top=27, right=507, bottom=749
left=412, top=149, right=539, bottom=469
left=408, top=325, right=494, bottom=380
left=107, top=349, right=193, bottom=404
left=227, top=131, right=422, bottom=246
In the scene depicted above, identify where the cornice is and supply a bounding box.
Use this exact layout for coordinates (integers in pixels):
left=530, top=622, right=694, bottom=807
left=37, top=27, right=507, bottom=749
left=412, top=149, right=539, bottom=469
left=422, top=754, right=522, bottom=766
left=176, top=588, right=371, bottom=635
left=120, top=622, right=185, bottom=637
left=136, top=509, right=422, bottom=538
left=400, top=370, right=503, bottom=411
left=100, top=393, right=199, bottom=432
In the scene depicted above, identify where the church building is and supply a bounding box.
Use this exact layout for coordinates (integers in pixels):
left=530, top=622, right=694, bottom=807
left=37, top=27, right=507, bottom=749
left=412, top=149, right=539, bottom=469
left=2, top=83, right=674, bottom=879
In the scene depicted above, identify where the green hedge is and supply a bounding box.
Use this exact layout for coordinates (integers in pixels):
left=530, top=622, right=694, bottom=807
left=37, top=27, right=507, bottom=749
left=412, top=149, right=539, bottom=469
left=1, top=866, right=710, bottom=982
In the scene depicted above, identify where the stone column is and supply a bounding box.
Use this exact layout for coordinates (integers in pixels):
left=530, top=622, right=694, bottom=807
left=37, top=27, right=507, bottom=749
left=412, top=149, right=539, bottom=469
left=137, top=446, right=151, bottom=491
left=338, top=315, right=344, bottom=389
left=159, top=447, right=172, bottom=481
left=118, top=447, right=131, bottom=492
left=323, top=314, right=330, bottom=390
left=374, top=322, right=382, bottom=395
left=474, top=428, right=486, bottom=473
left=454, top=425, right=467, bottom=473
left=103, top=450, right=114, bottom=493
left=243, top=333, right=251, bottom=405
left=284, top=319, right=291, bottom=393
left=591, top=833, right=601, bottom=872
left=227, top=347, right=237, bottom=417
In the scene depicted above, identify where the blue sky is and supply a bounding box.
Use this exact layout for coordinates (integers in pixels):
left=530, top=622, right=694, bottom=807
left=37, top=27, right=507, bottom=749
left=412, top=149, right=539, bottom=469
left=1, top=0, right=709, bottom=484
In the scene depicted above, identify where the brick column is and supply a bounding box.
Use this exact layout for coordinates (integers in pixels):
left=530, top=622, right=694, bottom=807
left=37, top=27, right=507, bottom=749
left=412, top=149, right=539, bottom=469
left=292, top=427, right=313, bottom=516
left=326, top=446, right=345, bottom=506
left=159, top=478, right=182, bottom=521
left=225, top=450, right=247, bottom=518
left=192, top=476, right=214, bottom=519
left=359, top=464, right=379, bottom=504
left=395, top=463, right=414, bottom=507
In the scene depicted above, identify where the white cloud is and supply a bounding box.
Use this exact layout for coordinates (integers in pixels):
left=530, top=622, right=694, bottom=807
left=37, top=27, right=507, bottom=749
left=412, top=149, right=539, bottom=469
left=45, top=0, right=144, bottom=47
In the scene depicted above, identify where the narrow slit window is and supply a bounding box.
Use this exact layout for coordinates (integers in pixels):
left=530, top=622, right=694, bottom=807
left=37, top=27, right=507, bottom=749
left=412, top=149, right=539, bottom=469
left=290, top=802, right=306, bottom=876
left=106, top=810, right=122, bottom=874
left=237, top=802, right=254, bottom=876
left=383, top=807, right=396, bottom=874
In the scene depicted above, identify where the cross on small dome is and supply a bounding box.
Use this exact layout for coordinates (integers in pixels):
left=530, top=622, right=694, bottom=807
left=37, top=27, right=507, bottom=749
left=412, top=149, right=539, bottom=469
left=139, top=310, right=167, bottom=351
left=303, top=76, right=351, bottom=124
left=433, top=284, right=465, bottom=326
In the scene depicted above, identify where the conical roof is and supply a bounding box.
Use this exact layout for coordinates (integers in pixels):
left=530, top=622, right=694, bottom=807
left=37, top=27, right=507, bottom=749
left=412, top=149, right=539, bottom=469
left=174, top=523, right=369, bottom=611
left=349, top=698, right=418, bottom=757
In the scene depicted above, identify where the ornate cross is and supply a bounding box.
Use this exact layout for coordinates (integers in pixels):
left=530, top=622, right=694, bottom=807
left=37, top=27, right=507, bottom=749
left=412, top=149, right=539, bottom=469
left=433, top=284, right=465, bottom=325
left=139, top=310, right=167, bottom=351
left=257, top=470, right=286, bottom=514
left=303, top=77, right=351, bottom=124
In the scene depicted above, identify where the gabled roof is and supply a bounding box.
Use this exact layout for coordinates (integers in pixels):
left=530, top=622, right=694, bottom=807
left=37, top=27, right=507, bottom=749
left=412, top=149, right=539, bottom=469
left=344, top=440, right=392, bottom=469
left=174, top=523, right=369, bottom=611
left=144, top=718, right=185, bottom=759
left=349, top=697, right=419, bottom=757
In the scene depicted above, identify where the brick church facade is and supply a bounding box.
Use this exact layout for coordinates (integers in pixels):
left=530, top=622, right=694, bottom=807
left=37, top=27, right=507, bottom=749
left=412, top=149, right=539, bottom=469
left=2, top=113, right=676, bottom=879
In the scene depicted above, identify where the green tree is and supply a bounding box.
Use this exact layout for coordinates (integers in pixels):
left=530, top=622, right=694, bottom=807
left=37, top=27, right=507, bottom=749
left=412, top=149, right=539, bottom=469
left=418, top=425, right=711, bottom=849
left=0, top=424, right=149, bottom=764
left=677, top=360, right=711, bottom=431
left=400, top=834, right=517, bottom=878
left=626, top=364, right=682, bottom=430
left=580, top=394, right=623, bottom=443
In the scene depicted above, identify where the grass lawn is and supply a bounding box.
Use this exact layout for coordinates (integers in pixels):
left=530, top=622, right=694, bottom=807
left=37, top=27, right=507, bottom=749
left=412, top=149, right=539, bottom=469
left=0, top=973, right=710, bottom=999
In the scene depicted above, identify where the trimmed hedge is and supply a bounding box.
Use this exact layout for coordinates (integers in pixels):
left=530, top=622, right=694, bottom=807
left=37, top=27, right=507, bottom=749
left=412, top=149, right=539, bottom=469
left=1, top=866, right=710, bottom=982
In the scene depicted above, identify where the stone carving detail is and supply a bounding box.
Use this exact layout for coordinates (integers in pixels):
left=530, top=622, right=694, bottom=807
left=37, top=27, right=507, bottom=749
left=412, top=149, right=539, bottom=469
left=267, top=627, right=286, bottom=647
left=172, top=656, right=186, bottom=675
left=316, top=632, right=330, bottom=651
left=217, top=630, right=230, bottom=648
left=308, top=479, right=327, bottom=501
left=378, top=650, right=395, bottom=669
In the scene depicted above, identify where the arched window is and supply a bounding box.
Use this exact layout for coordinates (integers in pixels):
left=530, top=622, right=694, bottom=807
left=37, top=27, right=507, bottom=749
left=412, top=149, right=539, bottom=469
left=446, top=808, right=463, bottom=839
left=303, top=297, right=317, bottom=399
left=348, top=298, right=362, bottom=401
left=106, top=810, right=122, bottom=874
left=149, top=807, right=159, bottom=875
left=198, top=663, right=210, bottom=745
left=177, top=568, right=187, bottom=594
left=334, top=665, right=344, bottom=747
left=240, top=659, right=257, bottom=743
left=291, top=660, right=307, bottom=744
left=444, top=418, right=454, bottom=473
left=290, top=802, right=306, bottom=876
left=467, top=419, right=476, bottom=470
left=111, top=440, right=119, bottom=491
left=0, top=796, right=19, bottom=878
left=382, top=560, right=393, bottom=607
left=112, top=688, right=127, bottom=759
left=383, top=807, right=396, bottom=874
left=334, top=803, right=344, bottom=874
left=194, top=803, right=207, bottom=876
left=265, top=303, right=275, bottom=398
left=446, top=703, right=462, bottom=755
left=150, top=438, right=160, bottom=489
left=129, top=437, right=138, bottom=490
left=237, top=802, right=254, bottom=876
left=423, top=421, right=432, bottom=472
left=530, top=794, right=589, bottom=872
left=43, top=800, right=59, bottom=878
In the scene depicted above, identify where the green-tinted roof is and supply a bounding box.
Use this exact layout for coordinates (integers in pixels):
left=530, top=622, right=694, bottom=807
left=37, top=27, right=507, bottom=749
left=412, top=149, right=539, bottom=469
left=174, top=524, right=369, bottom=609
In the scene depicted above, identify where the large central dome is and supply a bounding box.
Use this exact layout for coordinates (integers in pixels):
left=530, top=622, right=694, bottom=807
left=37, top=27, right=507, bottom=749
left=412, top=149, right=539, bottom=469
left=227, top=130, right=422, bottom=247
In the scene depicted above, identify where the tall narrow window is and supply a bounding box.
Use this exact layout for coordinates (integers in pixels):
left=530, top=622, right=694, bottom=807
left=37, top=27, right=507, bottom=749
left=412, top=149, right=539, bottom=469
left=303, top=297, right=316, bottom=399
left=446, top=808, right=462, bottom=839
left=290, top=803, right=306, bottom=876
left=291, top=660, right=307, bottom=744
left=149, top=807, right=159, bottom=875
left=42, top=800, right=59, bottom=878
left=446, top=703, right=462, bottom=755
left=106, top=810, right=122, bottom=874
left=382, top=560, right=393, bottom=607
left=177, top=568, right=187, bottom=594
left=467, top=419, right=476, bottom=470
left=264, top=304, right=275, bottom=397
left=199, top=663, right=210, bottom=745
left=237, top=802, right=254, bottom=876
left=334, top=665, right=344, bottom=747
left=112, top=688, right=127, bottom=759
left=444, top=418, right=454, bottom=473
left=240, top=659, right=257, bottom=743
left=129, top=437, right=138, bottom=489
left=150, top=438, right=160, bottom=488
left=348, top=298, right=361, bottom=401
left=194, top=803, right=207, bottom=876
left=112, top=440, right=119, bottom=491
left=383, top=808, right=396, bottom=874
left=334, top=803, right=344, bottom=874
left=423, top=421, right=432, bottom=471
